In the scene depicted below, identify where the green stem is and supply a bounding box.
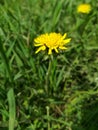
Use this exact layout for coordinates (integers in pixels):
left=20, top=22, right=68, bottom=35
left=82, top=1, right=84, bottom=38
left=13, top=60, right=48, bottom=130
left=45, top=55, right=53, bottom=94
left=46, top=106, right=50, bottom=130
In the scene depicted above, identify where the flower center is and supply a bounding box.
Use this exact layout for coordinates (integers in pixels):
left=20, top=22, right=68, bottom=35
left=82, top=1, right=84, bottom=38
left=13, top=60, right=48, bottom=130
left=45, top=33, right=62, bottom=48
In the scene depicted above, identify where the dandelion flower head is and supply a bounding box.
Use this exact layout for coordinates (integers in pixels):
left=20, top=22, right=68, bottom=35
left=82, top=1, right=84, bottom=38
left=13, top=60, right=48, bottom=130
left=77, top=3, right=91, bottom=14
left=34, top=32, right=71, bottom=55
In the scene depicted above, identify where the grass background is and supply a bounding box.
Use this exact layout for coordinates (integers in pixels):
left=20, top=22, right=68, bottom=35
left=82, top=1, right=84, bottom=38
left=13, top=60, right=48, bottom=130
left=0, top=0, right=98, bottom=130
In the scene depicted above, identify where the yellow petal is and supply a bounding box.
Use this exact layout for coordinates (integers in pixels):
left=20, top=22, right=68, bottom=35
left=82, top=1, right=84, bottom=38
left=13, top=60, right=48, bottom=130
left=63, top=38, right=71, bottom=44
left=42, top=45, right=46, bottom=50
left=62, top=33, right=67, bottom=39
left=34, top=43, right=43, bottom=46
left=34, top=38, right=39, bottom=43
left=48, top=49, right=52, bottom=55
left=59, top=46, right=67, bottom=50
left=54, top=48, right=59, bottom=53
left=35, top=46, right=46, bottom=53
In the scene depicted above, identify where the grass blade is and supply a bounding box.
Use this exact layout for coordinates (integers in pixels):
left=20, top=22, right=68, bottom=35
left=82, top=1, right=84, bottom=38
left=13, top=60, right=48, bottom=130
left=7, top=88, right=16, bottom=130
left=0, top=39, right=13, bottom=82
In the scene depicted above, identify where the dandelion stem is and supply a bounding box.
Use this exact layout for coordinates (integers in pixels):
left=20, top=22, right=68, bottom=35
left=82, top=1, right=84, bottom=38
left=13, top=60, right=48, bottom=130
left=46, top=106, right=50, bottom=130
left=45, top=55, right=53, bottom=94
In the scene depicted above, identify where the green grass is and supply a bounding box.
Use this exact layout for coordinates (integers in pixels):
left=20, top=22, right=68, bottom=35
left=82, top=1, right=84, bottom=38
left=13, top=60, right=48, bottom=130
left=0, top=0, right=98, bottom=130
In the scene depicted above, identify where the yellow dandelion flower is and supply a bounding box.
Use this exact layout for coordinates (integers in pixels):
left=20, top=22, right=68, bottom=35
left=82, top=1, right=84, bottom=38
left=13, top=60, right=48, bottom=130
left=34, top=32, right=71, bottom=55
left=77, top=4, right=91, bottom=14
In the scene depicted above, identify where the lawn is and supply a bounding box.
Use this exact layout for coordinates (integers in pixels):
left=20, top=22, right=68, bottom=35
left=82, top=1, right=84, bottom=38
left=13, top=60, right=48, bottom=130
left=0, top=0, right=98, bottom=130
